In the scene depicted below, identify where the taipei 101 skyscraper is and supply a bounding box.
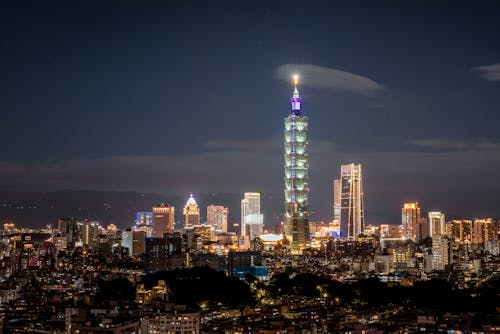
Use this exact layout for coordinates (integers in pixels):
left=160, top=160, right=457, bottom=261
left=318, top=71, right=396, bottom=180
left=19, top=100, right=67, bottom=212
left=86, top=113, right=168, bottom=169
left=283, top=75, right=310, bottom=254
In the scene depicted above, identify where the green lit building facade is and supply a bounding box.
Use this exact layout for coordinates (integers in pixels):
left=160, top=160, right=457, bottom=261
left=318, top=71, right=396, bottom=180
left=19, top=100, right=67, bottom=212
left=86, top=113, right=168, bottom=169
left=283, top=78, right=310, bottom=254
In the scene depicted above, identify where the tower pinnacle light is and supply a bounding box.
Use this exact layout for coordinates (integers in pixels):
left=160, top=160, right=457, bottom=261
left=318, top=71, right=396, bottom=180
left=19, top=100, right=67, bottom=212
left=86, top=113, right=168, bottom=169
left=290, top=74, right=302, bottom=114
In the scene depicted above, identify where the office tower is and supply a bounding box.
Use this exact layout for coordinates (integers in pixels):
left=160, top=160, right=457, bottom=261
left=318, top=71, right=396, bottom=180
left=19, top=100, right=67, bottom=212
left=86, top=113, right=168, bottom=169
left=416, top=217, right=429, bottom=242
left=98, top=237, right=113, bottom=262
left=333, top=179, right=341, bottom=223
left=450, top=220, right=472, bottom=243
left=380, top=224, right=401, bottom=238
left=207, top=205, right=229, bottom=233
left=183, top=194, right=200, bottom=227
left=133, top=230, right=146, bottom=256
left=340, top=163, right=364, bottom=240
left=135, top=211, right=153, bottom=237
left=165, top=232, right=185, bottom=269
left=193, top=225, right=216, bottom=243
left=144, top=237, right=168, bottom=274
left=57, top=218, right=79, bottom=248
left=135, top=211, right=152, bottom=226
left=121, top=229, right=133, bottom=256
left=245, top=213, right=264, bottom=240
left=152, top=204, right=175, bottom=237
left=428, top=211, right=445, bottom=238
left=81, top=220, right=100, bottom=249
left=392, top=242, right=413, bottom=273
left=472, top=218, right=495, bottom=244
left=402, top=202, right=421, bottom=241
left=240, top=192, right=262, bottom=237
left=432, top=235, right=450, bottom=270
left=283, top=75, right=310, bottom=253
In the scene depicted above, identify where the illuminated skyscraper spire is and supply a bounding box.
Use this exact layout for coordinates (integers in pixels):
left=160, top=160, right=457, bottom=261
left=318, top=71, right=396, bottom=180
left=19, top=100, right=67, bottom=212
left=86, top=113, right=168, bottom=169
left=183, top=193, right=200, bottom=227
left=291, top=74, right=302, bottom=114
left=283, top=74, right=310, bottom=254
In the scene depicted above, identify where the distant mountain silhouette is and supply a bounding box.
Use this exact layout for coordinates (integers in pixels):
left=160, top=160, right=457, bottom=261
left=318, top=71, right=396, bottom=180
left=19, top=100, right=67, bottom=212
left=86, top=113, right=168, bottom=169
left=0, top=190, right=283, bottom=232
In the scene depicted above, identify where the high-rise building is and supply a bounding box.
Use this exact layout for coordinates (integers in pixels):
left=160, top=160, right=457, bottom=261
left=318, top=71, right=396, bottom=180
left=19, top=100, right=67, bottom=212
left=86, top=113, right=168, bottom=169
left=240, top=192, right=262, bottom=237
left=245, top=213, right=264, bottom=240
left=135, top=212, right=152, bottom=226
left=450, top=219, right=472, bottom=243
left=391, top=241, right=413, bottom=273
left=432, top=235, right=450, bottom=270
left=81, top=220, right=100, bottom=249
left=183, top=194, right=200, bottom=228
left=133, top=230, right=146, bottom=256
left=402, top=202, right=421, bottom=241
left=192, top=224, right=216, bottom=243
left=206, top=205, right=229, bottom=233
left=416, top=217, right=429, bottom=242
left=283, top=75, right=310, bottom=254
left=57, top=218, right=79, bottom=248
left=428, top=211, right=445, bottom=238
left=145, top=237, right=168, bottom=274
left=135, top=211, right=153, bottom=237
left=472, top=218, right=495, bottom=245
left=380, top=224, right=402, bottom=238
left=152, top=204, right=175, bottom=237
left=340, top=163, right=364, bottom=240
left=333, top=179, right=341, bottom=223
left=121, top=228, right=133, bottom=257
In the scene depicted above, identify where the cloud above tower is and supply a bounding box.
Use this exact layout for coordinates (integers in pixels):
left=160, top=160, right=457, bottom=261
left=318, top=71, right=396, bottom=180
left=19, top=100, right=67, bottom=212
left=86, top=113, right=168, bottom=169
left=473, top=63, right=500, bottom=81
left=275, top=64, right=384, bottom=96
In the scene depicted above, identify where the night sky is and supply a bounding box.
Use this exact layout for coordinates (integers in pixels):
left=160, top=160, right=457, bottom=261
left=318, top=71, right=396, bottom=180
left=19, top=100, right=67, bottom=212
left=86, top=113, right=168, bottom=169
left=2, top=1, right=500, bottom=225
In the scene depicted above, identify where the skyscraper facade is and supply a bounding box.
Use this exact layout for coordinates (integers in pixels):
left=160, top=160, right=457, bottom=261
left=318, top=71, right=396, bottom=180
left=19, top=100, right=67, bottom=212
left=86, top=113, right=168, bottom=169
left=183, top=194, right=200, bottom=228
left=416, top=217, right=430, bottom=242
left=135, top=211, right=153, bottom=237
left=333, top=179, right=341, bottom=223
left=81, top=220, right=100, bottom=249
left=472, top=218, right=496, bottom=245
left=240, top=193, right=259, bottom=236
left=207, top=205, right=229, bottom=233
left=450, top=219, right=472, bottom=243
left=432, top=235, right=450, bottom=270
left=428, top=211, right=445, bottom=238
left=283, top=76, right=310, bottom=254
left=401, top=202, right=421, bottom=241
left=135, top=212, right=153, bottom=226
left=57, top=218, right=79, bottom=248
left=152, top=204, right=175, bottom=237
left=340, top=163, right=364, bottom=240
left=133, top=230, right=146, bottom=256
left=241, top=192, right=263, bottom=238
left=144, top=237, right=168, bottom=274
left=121, top=228, right=133, bottom=256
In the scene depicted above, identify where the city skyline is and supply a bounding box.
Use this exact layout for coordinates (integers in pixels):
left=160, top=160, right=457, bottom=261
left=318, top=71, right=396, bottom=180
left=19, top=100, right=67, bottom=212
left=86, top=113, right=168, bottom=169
left=1, top=2, right=499, bottom=332
left=1, top=1, right=500, bottom=225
